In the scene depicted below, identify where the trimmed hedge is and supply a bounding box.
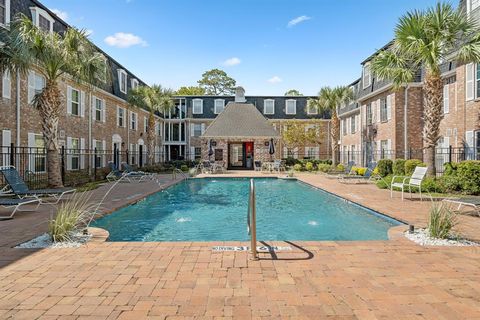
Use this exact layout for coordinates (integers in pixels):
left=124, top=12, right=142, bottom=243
left=405, top=159, right=426, bottom=175
left=377, top=159, right=393, bottom=177
left=392, top=159, right=406, bottom=175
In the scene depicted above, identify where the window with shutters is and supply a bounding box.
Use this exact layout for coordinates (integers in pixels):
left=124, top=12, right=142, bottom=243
left=192, top=99, right=203, bottom=114
left=380, top=140, right=389, bottom=157
left=118, top=69, right=127, bottom=93
left=306, top=100, right=318, bottom=115
left=366, top=103, right=373, bottom=125
left=30, top=7, right=54, bottom=33
left=193, top=123, right=202, bottom=136
left=70, top=88, right=80, bottom=116
left=94, top=140, right=103, bottom=168
left=476, top=63, right=480, bottom=99
left=94, top=97, right=104, bottom=122
left=131, top=79, right=139, bottom=90
left=28, top=71, right=45, bottom=104
left=33, top=134, right=46, bottom=173
left=342, top=119, right=347, bottom=135
left=475, top=130, right=480, bottom=160
left=70, top=138, right=80, bottom=171
left=443, top=84, right=449, bottom=113
left=380, top=98, right=388, bottom=122
left=264, top=99, right=274, bottom=115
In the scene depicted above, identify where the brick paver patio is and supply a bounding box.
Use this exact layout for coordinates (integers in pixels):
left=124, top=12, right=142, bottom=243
left=0, top=172, right=479, bottom=319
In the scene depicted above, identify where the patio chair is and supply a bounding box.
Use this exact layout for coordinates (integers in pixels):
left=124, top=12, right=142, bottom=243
left=0, top=166, right=75, bottom=204
left=326, top=161, right=355, bottom=178
left=272, top=160, right=285, bottom=172
left=390, top=166, right=428, bottom=201
left=442, top=197, right=480, bottom=216
left=107, top=162, right=146, bottom=183
left=201, top=161, right=213, bottom=174
left=122, top=162, right=155, bottom=180
left=339, top=162, right=378, bottom=184
left=254, top=161, right=262, bottom=172
left=0, top=198, right=41, bottom=220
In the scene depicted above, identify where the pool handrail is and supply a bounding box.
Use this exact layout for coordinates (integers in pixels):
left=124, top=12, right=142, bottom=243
left=247, top=179, right=259, bottom=260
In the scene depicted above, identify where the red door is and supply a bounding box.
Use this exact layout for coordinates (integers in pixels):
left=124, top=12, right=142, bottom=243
left=245, top=142, right=254, bottom=169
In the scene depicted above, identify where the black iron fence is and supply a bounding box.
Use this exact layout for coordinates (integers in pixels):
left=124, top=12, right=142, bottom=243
left=0, top=144, right=197, bottom=189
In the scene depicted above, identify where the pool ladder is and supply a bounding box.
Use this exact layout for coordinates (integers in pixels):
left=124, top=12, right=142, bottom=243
left=247, top=179, right=259, bottom=260
left=172, top=168, right=188, bottom=181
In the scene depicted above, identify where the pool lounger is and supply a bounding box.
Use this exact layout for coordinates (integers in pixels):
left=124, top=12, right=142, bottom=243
left=0, top=198, right=41, bottom=220
left=0, top=166, right=76, bottom=204
left=443, top=197, right=480, bottom=216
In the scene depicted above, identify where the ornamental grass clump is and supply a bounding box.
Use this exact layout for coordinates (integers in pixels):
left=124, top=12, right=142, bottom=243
left=428, top=203, right=457, bottom=239
left=48, top=192, right=97, bottom=243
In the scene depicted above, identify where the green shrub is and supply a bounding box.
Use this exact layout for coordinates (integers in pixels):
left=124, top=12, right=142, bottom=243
left=293, top=163, right=303, bottom=171
left=336, top=163, right=345, bottom=172
left=421, top=177, right=446, bottom=193
left=317, top=163, right=332, bottom=173
left=49, top=192, right=95, bottom=243
left=455, top=161, right=480, bottom=195
left=284, top=157, right=301, bottom=167
left=376, top=175, right=392, bottom=189
left=428, top=203, right=457, bottom=239
left=305, top=162, right=314, bottom=172
left=377, top=159, right=393, bottom=177
left=180, top=165, right=189, bottom=172
left=392, top=159, right=406, bottom=175
left=441, top=174, right=462, bottom=193
left=405, top=159, right=426, bottom=175
left=443, top=162, right=458, bottom=176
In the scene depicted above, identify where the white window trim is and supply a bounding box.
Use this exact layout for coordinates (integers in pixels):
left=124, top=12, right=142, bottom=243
left=306, top=101, right=318, bottom=115
left=285, top=99, right=297, bottom=115
left=118, top=69, right=127, bottom=94
left=93, top=96, right=105, bottom=122
left=130, top=111, right=138, bottom=130
left=443, top=84, right=450, bottom=114
left=263, top=99, right=275, bottom=115
left=131, top=78, right=139, bottom=90
left=29, top=7, right=54, bottom=33
left=117, top=106, right=125, bottom=127
left=0, top=0, right=10, bottom=28
left=362, top=63, right=372, bottom=89
left=214, top=99, right=225, bottom=114
left=2, top=70, right=11, bottom=99
left=28, top=70, right=45, bottom=104
left=192, top=98, right=203, bottom=114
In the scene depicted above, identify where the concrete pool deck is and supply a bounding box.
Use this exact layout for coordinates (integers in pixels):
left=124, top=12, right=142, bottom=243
left=0, top=172, right=479, bottom=319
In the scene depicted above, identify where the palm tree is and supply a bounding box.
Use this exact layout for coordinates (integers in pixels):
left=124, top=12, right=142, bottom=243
left=0, top=14, right=108, bottom=187
left=371, top=3, right=480, bottom=176
left=309, top=86, right=352, bottom=166
left=127, top=85, right=174, bottom=165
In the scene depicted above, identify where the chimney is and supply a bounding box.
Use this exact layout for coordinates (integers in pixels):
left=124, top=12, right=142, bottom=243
left=235, top=86, right=246, bottom=103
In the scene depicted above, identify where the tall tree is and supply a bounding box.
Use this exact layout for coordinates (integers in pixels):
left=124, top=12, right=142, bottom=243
left=371, top=3, right=480, bottom=176
left=309, top=86, right=352, bottom=166
left=284, top=89, right=303, bottom=96
left=176, top=86, right=205, bottom=96
left=0, top=15, right=108, bottom=187
left=127, top=85, right=174, bottom=165
left=197, top=69, right=236, bottom=95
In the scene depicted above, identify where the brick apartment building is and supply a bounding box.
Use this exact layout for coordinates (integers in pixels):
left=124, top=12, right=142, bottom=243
left=339, top=0, right=480, bottom=166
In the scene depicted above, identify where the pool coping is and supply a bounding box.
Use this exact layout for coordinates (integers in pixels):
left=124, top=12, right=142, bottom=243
left=95, top=175, right=410, bottom=243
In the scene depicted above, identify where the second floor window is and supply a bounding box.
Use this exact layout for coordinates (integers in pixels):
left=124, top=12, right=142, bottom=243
left=363, top=63, right=371, bottom=88
left=366, top=103, right=373, bottom=125
left=193, top=123, right=202, bottom=136
left=94, top=97, right=104, bottom=122
left=0, top=0, right=9, bottom=26
left=342, top=119, right=347, bottom=135
left=69, top=88, right=80, bottom=116
left=130, top=112, right=137, bottom=130
left=350, top=115, right=356, bottom=133
left=117, top=107, right=125, bottom=127
left=380, top=98, right=388, bottom=122
left=28, top=71, right=45, bottom=104
left=118, top=70, right=127, bottom=93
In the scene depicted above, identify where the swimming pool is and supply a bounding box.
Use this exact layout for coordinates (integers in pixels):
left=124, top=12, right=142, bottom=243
left=92, top=178, right=401, bottom=241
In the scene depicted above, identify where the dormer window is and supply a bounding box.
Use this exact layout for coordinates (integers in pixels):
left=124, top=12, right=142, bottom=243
left=467, top=0, right=480, bottom=14
left=30, top=7, right=54, bottom=33
left=363, top=63, right=371, bottom=89
left=214, top=99, right=225, bottom=114
left=118, top=69, right=127, bottom=94
left=0, top=0, right=10, bottom=27
left=131, top=79, right=139, bottom=90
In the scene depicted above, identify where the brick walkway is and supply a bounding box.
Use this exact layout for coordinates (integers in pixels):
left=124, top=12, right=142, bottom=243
left=0, top=172, right=479, bottom=319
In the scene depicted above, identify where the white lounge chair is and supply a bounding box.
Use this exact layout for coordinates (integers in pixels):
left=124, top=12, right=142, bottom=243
left=390, top=166, right=428, bottom=201
left=0, top=198, right=41, bottom=220
left=442, top=197, right=480, bottom=216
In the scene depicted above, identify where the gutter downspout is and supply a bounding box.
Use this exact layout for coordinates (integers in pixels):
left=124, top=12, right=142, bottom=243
left=88, top=90, right=92, bottom=175
left=404, top=85, right=409, bottom=158
left=16, top=70, right=21, bottom=147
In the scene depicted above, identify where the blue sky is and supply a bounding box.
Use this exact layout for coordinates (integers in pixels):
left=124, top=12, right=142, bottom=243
left=42, top=0, right=445, bottom=95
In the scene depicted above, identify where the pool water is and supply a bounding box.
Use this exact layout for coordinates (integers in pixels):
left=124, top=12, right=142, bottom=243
left=92, top=178, right=401, bottom=241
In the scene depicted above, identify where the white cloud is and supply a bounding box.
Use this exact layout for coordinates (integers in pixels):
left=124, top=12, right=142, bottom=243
left=267, top=76, right=282, bottom=84
left=287, top=15, right=311, bottom=27
left=222, top=57, right=241, bottom=67
left=104, top=32, right=147, bottom=48
left=51, top=9, right=68, bottom=21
